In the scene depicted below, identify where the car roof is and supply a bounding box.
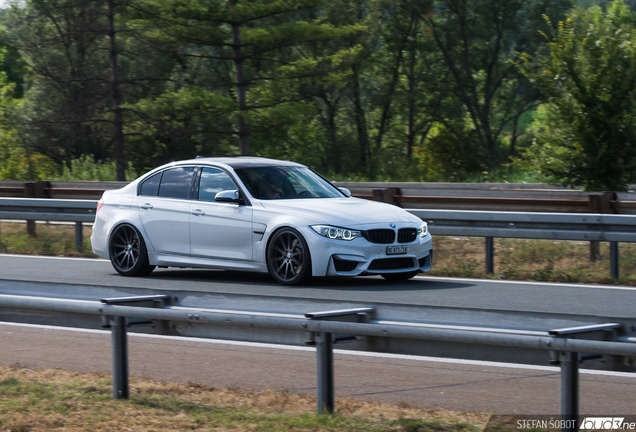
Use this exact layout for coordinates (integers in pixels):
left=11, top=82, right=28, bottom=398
left=176, top=156, right=306, bottom=170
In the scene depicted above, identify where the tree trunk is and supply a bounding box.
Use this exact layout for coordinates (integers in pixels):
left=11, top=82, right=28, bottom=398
left=406, top=41, right=417, bottom=158
left=107, top=0, right=125, bottom=181
left=351, top=64, right=370, bottom=172
left=232, top=14, right=249, bottom=156
left=321, top=95, right=340, bottom=173
left=377, top=16, right=416, bottom=156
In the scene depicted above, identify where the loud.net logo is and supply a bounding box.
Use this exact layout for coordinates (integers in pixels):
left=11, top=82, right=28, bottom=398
left=580, top=418, right=636, bottom=430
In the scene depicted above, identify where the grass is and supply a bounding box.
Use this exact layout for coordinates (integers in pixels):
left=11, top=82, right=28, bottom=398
left=0, top=364, right=489, bottom=432
left=430, top=236, right=636, bottom=285
left=1, top=221, right=634, bottom=284
left=0, top=221, right=97, bottom=258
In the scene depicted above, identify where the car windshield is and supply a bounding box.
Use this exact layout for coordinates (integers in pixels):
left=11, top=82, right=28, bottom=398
left=234, top=166, right=343, bottom=200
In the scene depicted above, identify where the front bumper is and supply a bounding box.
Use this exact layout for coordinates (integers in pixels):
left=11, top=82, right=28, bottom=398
left=301, top=225, right=433, bottom=277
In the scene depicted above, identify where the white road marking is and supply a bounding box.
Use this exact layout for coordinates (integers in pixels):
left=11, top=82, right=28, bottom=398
left=416, top=275, right=636, bottom=291
left=0, top=220, right=94, bottom=226
left=0, top=253, right=108, bottom=263
left=1, top=321, right=634, bottom=378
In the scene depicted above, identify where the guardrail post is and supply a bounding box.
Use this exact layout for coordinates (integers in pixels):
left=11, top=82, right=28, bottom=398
left=561, top=351, right=578, bottom=431
left=23, top=181, right=52, bottom=237
left=111, top=316, right=129, bottom=399
left=316, top=332, right=334, bottom=414
left=24, top=182, right=37, bottom=237
left=589, top=192, right=616, bottom=263
left=610, top=242, right=619, bottom=279
left=372, top=188, right=402, bottom=206
left=75, top=222, right=83, bottom=253
left=101, top=295, right=170, bottom=400
left=305, top=307, right=375, bottom=414
left=485, top=237, right=494, bottom=274
left=549, top=323, right=622, bottom=432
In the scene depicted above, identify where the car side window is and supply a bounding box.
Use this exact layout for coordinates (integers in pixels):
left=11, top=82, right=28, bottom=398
left=139, top=172, right=161, bottom=196
left=157, top=167, right=195, bottom=199
left=198, top=168, right=237, bottom=202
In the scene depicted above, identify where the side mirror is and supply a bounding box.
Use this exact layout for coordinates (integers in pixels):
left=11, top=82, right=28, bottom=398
left=215, top=190, right=241, bottom=203
left=338, top=187, right=352, bottom=198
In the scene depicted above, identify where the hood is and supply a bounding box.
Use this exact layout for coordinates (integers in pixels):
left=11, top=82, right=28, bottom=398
left=259, top=198, right=421, bottom=227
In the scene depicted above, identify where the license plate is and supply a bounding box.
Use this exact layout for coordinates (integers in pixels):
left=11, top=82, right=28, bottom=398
left=386, top=245, right=408, bottom=255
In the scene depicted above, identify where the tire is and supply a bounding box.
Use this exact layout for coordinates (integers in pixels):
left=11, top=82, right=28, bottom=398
left=381, top=270, right=419, bottom=281
left=267, top=227, right=312, bottom=285
left=109, top=224, right=155, bottom=277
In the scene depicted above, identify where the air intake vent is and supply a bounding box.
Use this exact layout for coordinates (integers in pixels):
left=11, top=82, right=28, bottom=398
left=363, top=229, right=395, bottom=244
left=418, top=251, right=433, bottom=268
left=333, top=257, right=358, bottom=272
left=368, top=257, right=415, bottom=270
left=398, top=228, right=417, bottom=243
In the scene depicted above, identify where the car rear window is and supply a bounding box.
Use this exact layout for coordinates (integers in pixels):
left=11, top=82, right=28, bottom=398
left=139, top=172, right=161, bottom=196
left=157, top=167, right=195, bottom=199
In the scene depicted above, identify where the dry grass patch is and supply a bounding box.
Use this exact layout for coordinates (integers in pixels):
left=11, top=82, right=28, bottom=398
left=0, top=221, right=96, bottom=257
left=0, top=365, right=489, bottom=432
left=430, top=236, right=636, bottom=284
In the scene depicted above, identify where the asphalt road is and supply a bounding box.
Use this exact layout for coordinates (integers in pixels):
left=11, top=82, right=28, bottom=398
left=1, top=254, right=636, bottom=317
left=1, top=254, right=636, bottom=415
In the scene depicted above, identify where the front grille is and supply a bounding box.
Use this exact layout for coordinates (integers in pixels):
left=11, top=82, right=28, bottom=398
left=368, top=257, right=415, bottom=270
left=398, top=228, right=417, bottom=243
left=363, top=229, right=395, bottom=244
left=333, top=257, right=358, bottom=272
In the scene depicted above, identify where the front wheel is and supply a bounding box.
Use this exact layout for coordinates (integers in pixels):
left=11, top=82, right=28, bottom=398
left=109, top=224, right=155, bottom=276
left=267, top=228, right=312, bottom=285
left=381, top=270, right=419, bottom=281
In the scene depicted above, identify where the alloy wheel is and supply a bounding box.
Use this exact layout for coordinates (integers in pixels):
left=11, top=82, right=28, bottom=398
left=111, top=225, right=141, bottom=272
left=268, top=228, right=311, bottom=285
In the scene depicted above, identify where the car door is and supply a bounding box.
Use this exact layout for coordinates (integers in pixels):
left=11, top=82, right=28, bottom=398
left=138, top=166, right=195, bottom=256
left=189, top=167, right=253, bottom=261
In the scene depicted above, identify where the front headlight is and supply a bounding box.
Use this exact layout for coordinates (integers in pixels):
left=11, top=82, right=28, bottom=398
left=311, top=225, right=362, bottom=241
left=417, top=221, right=428, bottom=237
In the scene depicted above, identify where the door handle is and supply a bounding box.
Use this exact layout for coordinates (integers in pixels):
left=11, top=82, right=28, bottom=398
left=191, top=209, right=205, bottom=216
left=140, top=203, right=153, bottom=210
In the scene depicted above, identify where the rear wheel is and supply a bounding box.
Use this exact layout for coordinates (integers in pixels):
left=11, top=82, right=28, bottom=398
left=267, top=228, right=312, bottom=285
left=381, top=270, right=419, bottom=281
left=109, top=224, right=155, bottom=276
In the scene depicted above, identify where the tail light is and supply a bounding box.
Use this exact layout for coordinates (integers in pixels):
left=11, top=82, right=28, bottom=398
left=96, top=198, right=105, bottom=213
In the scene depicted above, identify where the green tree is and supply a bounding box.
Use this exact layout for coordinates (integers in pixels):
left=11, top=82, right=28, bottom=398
left=4, top=0, right=179, bottom=180
left=519, top=0, right=636, bottom=191
left=399, top=0, right=572, bottom=174
left=5, top=0, right=112, bottom=164
left=129, top=0, right=362, bottom=156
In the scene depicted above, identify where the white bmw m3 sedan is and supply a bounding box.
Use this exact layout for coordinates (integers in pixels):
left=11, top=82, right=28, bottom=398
left=91, top=157, right=433, bottom=285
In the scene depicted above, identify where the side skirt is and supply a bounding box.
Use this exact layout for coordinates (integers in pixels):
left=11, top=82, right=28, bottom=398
left=148, top=253, right=267, bottom=273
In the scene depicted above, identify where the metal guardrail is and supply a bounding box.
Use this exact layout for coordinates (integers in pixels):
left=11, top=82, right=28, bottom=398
left=4, top=180, right=636, bottom=213
left=0, top=180, right=127, bottom=200
left=411, top=209, right=636, bottom=241
left=411, top=209, right=632, bottom=278
left=0, top=292, right=634, bottom=426
left=0, top=198, right=635, bottom=277
left=0, top=198, right=97, bottom=252
left=339, top=183, right=636, bottom=214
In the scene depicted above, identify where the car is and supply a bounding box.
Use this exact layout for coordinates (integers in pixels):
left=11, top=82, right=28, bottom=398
left=91, top=157, right=433, bottom=285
